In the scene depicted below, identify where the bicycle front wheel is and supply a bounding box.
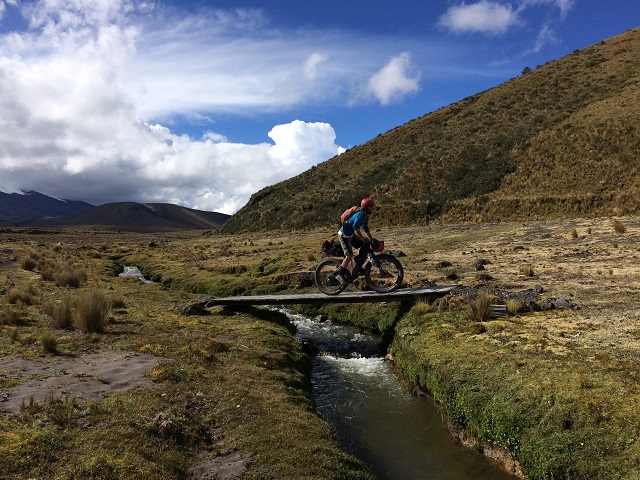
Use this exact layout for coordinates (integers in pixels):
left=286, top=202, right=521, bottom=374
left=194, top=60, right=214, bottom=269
left=364, top=254, right=404, bottom=293
left=314, top=258, right=347, bottom=295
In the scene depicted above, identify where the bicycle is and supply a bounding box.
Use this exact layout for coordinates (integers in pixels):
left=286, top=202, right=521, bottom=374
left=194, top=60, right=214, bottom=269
left=314, top=238, right=404, bottom=295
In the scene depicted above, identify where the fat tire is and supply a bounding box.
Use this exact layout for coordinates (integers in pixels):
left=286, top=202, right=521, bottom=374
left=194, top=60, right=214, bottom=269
left=364, top=254, right=404, bottom=293
left=314, top=258, right=347, bottom=295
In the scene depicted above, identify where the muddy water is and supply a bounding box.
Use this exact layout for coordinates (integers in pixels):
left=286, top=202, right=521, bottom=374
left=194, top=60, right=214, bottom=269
left=285, top=310, right=515, bottom=480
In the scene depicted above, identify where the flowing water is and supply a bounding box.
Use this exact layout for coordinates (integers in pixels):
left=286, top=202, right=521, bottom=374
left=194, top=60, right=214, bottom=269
left=284, top=309, right=515, bottom=480
left=119, top=266, right=152, bottom=283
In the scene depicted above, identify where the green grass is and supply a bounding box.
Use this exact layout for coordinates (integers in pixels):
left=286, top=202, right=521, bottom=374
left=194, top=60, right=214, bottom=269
left=0, top=232, right=374, bottom=480
left=390, top=310, right=640, bottom=479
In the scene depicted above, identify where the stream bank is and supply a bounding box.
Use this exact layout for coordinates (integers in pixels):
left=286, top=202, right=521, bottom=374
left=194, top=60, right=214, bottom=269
left=284, top=308, right=516, bottom=479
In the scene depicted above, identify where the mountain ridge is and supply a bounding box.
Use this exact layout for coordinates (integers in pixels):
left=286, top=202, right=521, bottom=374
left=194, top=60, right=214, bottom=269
left=25, top=202, right=230, bottom=232
left=0, top=191, right=229, bottom=232
left=0, top=190, right=94, bottom=225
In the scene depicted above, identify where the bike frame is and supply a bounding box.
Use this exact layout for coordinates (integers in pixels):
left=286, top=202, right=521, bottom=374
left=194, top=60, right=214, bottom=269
left=349, top=244, right=385, bottom=279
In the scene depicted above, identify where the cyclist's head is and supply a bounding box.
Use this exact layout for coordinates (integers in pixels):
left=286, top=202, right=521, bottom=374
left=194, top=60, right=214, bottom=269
left=361, top=197, right=375, bottom=214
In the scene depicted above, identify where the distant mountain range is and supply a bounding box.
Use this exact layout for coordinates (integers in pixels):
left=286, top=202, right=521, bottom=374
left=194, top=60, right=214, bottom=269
left=0, top=190, right=94, bottom=225
left=0, top=190, right=229, bottom=231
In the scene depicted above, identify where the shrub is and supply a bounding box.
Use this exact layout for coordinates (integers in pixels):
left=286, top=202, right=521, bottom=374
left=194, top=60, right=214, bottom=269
left=468, top=293, right=494, bottom=322
left=74, top=289, right=110, bottom=333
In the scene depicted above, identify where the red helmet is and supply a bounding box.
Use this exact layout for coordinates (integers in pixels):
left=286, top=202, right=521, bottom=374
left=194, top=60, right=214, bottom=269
left=361, top=198, right=375, bottom=210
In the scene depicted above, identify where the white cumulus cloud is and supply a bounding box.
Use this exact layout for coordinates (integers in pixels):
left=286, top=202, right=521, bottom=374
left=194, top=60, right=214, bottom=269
left=0, top=0, right=422, bottom=214
left=438, top=1, right=520, bottom=35
left=365, top=52, right=420, bottom=105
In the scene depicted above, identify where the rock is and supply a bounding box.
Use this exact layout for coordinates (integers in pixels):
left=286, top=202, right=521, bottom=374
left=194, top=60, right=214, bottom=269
left=476, top=273, right=494, bottom=281
left=181, top=303, right=210, bottom=316
left=206, top=306, right=233, bottom=316
left=473, top=258, right=491, bottom=271
left=437, top=261, right=453, bottom=268
left=538, top=298, right=556, bottom=311
left=555, top=298, right=574, bottom=309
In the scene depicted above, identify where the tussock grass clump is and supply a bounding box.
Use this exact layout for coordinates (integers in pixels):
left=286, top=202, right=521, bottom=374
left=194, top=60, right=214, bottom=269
left=468, top=293, right=493, bottom=322
left=40, top=330, right=58, bottom=354
left=612, top=219, right=626, bottom=234
left=519, top=264, right=535, bottom=277
left=7, top=287, right=36, bottom=306
left=42, top=297, right=74, bottom=329
left=506, top=298, right=525, bottom=315
left=110, top=295, right=127, bottom=309
left=410, top=300, right=435, bottom=317
left=74, top=289, right=110, bottom=333
left=20, top=256, right=37, bottom=271
left=1, top=304, right=27, bottom=326
left=54, top=268, right=88, bottom=288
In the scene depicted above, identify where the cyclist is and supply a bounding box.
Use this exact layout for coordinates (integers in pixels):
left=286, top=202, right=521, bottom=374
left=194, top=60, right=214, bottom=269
left=335, top=198, right=375, bottom=285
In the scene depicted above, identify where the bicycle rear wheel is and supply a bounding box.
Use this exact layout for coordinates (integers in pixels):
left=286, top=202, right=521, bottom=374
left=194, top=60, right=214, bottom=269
left=364, top=254, right=404, bottom=293
left=314, top=258, right=347, bottom=295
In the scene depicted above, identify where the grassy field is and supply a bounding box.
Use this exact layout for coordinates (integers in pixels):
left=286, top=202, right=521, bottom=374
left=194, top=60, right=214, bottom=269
left=1, top=216, right=640, bottom=478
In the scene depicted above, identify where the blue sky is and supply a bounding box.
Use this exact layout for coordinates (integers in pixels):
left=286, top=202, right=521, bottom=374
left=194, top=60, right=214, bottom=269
left=0, top=0, right=637, bottom=213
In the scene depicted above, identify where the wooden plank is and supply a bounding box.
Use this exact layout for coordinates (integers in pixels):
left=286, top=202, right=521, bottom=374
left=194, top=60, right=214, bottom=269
left=203, top=286, right=457, bottom=307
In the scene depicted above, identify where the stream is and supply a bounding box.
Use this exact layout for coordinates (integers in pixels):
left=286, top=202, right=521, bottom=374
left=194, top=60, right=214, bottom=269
left=282, top=308, right=515, bottom=480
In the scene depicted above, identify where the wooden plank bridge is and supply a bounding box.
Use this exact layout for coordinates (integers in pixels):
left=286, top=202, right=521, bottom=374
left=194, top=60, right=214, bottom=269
left=202, top=285, right=457, bottom=308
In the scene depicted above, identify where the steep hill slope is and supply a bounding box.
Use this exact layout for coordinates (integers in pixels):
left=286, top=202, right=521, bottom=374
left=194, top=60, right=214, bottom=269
left=28, top=202, right=230, bottom=232
left=221, top=27, right=640, bottom=233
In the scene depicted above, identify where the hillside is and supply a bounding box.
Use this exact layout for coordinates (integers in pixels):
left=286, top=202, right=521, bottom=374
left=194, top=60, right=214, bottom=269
left=27, top=202, right=230, bottom=232
left=221, top=27, right=640, bottom=233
